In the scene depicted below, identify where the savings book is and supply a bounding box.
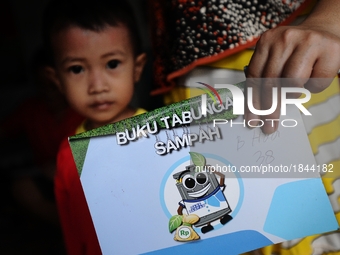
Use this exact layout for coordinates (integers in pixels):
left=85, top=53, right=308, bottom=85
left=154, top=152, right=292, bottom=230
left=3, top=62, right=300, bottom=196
left=69, top=83, right=338, bottom=255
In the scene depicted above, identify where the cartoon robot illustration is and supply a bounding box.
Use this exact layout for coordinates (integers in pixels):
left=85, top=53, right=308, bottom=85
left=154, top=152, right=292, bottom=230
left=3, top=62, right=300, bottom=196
left=172, top=158, right=233, bottom=234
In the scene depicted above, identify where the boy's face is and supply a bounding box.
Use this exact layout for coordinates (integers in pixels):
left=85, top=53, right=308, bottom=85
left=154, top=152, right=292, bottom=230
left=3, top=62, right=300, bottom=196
left=50, top=25, right=146, bottom=129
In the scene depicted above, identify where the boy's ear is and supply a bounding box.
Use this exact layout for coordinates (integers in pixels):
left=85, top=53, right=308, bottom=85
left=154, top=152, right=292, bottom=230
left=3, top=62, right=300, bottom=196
left=134, top=53, right=147, bottom=83
left=44, top=66, right=64, bottom=93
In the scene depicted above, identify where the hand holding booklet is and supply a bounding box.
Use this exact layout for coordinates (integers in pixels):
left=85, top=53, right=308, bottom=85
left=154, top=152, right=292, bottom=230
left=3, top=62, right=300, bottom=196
left=69, top=84, right=337, bottom=255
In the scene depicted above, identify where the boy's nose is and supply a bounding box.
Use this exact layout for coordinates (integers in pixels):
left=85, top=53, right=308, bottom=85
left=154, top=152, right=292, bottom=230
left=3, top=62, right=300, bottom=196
left=88, top=71, right=109, bottom=94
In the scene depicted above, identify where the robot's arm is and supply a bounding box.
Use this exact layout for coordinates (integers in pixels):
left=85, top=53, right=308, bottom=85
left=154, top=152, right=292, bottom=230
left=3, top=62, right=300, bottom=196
left=213, top=169, right=225, bottom=186
left=211, top=168, right=226, bottom=191
left=177, top=202, right=185, bottom=215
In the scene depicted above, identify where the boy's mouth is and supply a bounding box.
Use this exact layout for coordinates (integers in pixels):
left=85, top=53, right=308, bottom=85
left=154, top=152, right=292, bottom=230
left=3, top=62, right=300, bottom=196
left=91, top=101, right=113, bottom=110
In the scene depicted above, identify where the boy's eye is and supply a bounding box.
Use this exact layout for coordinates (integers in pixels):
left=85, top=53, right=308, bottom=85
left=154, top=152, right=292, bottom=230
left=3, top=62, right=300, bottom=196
left=69, top=65, right=84, bottom=74
left=106, top=60, right=120, bottom=69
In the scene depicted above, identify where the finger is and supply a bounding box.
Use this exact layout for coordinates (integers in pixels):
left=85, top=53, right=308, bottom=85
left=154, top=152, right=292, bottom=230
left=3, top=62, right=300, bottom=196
left=260, top=78, right=281, bottom=134
left=246, top=48, right=284, bottom=131
left=247, top=35, right=270, bottom=78
left=260, top=40, right=295, bottom=78
left=304, top=76, right=333, bottom=94
left=282, top=46, right=337, bottom=93
left=281, top=46, right=314, bottom=79
left=311, top=55, right=340, bottom=79
left=245, top=35, right=270, bottom=126
left=281, top=44, right=315, bottom=98
left=245, top=78, right=261, bottom=127
left=306, top=51, right=340, bottom=92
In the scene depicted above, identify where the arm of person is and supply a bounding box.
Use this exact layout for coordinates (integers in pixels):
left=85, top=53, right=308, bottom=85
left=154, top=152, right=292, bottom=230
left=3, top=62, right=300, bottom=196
left=55, top=138, right=102, bottom=255
left=246, top=0, right=340, bottom=134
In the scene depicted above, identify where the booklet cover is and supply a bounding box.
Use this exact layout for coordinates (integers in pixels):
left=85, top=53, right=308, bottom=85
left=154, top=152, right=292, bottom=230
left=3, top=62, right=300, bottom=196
left=69, top=83, right=338, bottom=255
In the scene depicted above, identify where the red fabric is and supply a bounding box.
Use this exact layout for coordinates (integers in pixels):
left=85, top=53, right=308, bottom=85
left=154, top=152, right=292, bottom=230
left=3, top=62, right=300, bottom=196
left=55, top=138, right=102, bottom=255
left=1, top=97, right=84, bottom=166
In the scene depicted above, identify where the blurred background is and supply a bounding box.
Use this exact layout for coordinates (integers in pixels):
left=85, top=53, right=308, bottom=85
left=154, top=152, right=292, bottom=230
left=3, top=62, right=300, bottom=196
left=0, top=0, right=157, bottom=254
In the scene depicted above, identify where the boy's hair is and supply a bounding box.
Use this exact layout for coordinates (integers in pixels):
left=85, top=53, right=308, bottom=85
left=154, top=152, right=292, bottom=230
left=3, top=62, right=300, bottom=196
left=42, top=0, right=143, bottom=66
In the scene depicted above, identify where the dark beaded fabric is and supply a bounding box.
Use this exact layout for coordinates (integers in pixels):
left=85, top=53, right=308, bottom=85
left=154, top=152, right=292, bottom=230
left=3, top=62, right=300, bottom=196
left=150, top=0, right=309, bottom=94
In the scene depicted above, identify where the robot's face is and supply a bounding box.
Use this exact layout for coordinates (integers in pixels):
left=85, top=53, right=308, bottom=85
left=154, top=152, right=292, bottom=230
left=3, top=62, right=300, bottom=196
left=174, top=165, right=219, bottom=200
left=182, top=172, right=210, bottom=198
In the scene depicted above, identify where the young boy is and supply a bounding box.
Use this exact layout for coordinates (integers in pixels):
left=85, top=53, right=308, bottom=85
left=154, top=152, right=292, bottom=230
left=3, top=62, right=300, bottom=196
left=42, top=0, right=147, bottom=254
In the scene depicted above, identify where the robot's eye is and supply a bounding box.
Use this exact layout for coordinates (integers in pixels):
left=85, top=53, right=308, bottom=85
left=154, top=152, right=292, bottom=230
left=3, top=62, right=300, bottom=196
left=182, top=174, right=196, bottom=189
left=195, top=172, right=208, bottom=185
